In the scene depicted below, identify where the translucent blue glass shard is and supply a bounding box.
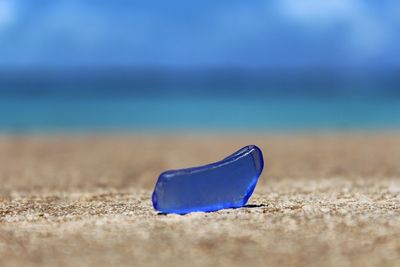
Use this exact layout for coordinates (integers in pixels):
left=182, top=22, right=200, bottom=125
left=152, top=145, right=264, bottom=214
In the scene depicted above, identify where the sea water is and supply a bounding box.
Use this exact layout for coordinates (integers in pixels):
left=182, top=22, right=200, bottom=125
left=0, top=93, right=400, bottom=133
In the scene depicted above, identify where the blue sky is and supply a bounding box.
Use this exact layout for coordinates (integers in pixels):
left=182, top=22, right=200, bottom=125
left=0, top=0, right=399, bottom=69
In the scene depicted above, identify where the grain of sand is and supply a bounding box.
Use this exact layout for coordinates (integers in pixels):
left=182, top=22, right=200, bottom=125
left=0, top=133, right=400, bottom=267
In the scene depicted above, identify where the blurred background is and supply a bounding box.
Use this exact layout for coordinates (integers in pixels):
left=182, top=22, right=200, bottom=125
left=0, top=0, right=399, bottom=133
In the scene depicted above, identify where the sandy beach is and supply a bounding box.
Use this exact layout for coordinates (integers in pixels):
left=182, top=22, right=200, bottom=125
left=0, top=133, right=400, bottom=267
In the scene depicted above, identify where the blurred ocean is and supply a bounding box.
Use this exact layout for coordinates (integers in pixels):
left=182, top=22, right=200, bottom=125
left=1, top=96, right=400, bottom=133
left=0, top=70, right=399, bottom=133
left=1, top=1, right=399, bottom=133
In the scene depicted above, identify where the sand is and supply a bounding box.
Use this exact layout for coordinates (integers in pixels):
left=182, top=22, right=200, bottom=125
left=0, top=133, right=400, bottom=267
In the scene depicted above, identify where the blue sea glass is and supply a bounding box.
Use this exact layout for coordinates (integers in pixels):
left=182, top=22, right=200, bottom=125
left=152, top=145, right=264, bottom=214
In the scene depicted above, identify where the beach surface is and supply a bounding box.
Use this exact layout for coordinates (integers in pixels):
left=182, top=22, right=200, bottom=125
left=0, top=133, right=400, bottom=267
